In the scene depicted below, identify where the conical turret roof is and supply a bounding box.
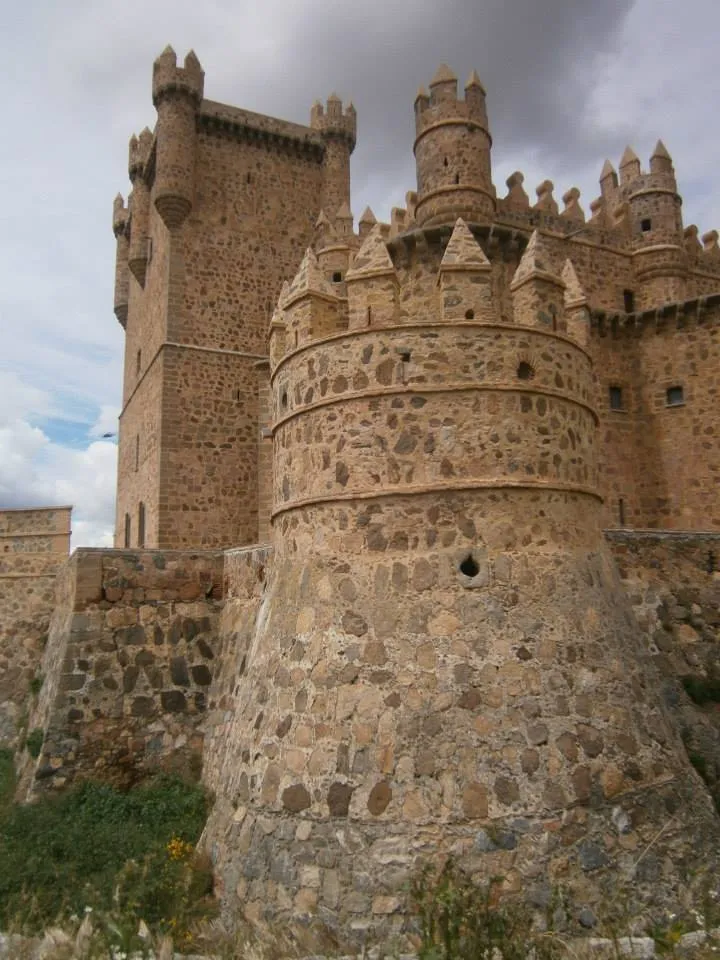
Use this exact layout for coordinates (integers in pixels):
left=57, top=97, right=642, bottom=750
left=430, top=63, right=457, bottom=85
left=511, top=231, right=563, bottom=289
left=359, top=206, right=377, bottom=225
left=285, top=248, right=336, bottom=304
left=464, top=69, right=485, bottom=93
left=440, top=218, right=491, bottom=271
left=561, top=259, right=587, bottom=305
left=619, top=145, right=639, bottom=167
left=600, top=159, right=616, bottom=180
left=345, top=224, right=396, bottom=280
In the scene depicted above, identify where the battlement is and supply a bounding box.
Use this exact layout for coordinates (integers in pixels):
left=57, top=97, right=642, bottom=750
left=128, top=127, right=153, bottom=180
left=414, top=64, right=489, bottom=139
left=152, top=46, right=204, bottom=107
left=310, top=95, right=357, bottom=149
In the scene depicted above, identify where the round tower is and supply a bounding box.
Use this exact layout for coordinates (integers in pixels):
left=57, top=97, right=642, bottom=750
left=413, top=65, right=495, bottom=227
left=151, top=46, right=204, bottom=230
left=310, top=95, right=357, bottom=223
left=205, top=220, right=720, bottom=942
left=619, top=142, right=687, bottom=307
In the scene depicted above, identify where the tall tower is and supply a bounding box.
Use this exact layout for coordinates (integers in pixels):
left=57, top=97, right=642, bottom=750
left=413, top=65, right=495, bottom=227
left=113, top=49, right=340, bottom=548
left=310, top=95, right=356, bottom=221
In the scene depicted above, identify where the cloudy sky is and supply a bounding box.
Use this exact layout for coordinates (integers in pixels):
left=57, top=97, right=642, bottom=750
left=1, top=0, right=718, bottom=547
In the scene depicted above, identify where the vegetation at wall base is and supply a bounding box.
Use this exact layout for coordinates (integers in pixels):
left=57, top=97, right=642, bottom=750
left=0, top=766, right=214, bottom=939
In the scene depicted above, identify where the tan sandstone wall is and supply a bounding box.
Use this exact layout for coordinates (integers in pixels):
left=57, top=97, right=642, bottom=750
left=0, top=507, right=71, bottom=746
left=17, top=548, right=223, bottom=797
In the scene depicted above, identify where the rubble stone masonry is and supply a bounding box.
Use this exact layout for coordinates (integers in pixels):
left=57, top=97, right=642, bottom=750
left=0, top=507, right=71, bottom=746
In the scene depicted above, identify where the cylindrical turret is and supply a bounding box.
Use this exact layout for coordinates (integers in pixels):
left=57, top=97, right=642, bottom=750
left=112, top=193, right=129, bottom=326
left=310, top=96, right=356, bottom=222
left=127, top=128, right=153, bottom=287
left=413, top=66, right=495, bottom=227
left=151, top=46, right=204, bottom=230
left=621, top=142, right=687, bottom=306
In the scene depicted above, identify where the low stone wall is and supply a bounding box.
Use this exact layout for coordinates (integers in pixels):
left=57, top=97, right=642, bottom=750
left=607, top=530, right=720, bottom=803
left=0, top=507, right=71, bottom=748
left=17, top=548, right=223, bottom=797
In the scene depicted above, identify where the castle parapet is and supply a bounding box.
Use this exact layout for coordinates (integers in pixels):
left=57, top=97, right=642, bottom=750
left=152, top=46, right=204, bottom=230
left=310, top=96, right=356, bottom=224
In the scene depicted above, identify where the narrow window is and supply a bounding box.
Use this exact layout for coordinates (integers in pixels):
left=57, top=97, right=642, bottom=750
left=233, top=388, right=241, bottom=401
left=135, top=435, right=139, bottom=472
left=641, top=218, right=652, bottom=233
left=247, top=173, right=252, bottom=184
left=666, top=385, right=684, bottom=406
left=137, top=502, right=145, bottom=548
left=454, top=173, right=460, bottom=185
left=281, top=390, right=288, bottom=409
left=366, top=306, right=372, bottom=326
left=623, top=289, right=635, bottom=313
left=465, top=309, right=475, bottom=320
left=609, top=386, right=623, bottom=410
left=124, top=513, right=131, bottom=548
left=618, top=498, right=626, bottom=527
left=443, top=157, right=448, bottom=168
left=136, top=348, right=142, bottom=375
left=332, top=272, right=342, bottom=283
left=517, top=361, right=534, bottom=381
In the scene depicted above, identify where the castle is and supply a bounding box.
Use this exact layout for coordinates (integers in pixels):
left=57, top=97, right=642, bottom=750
left=5, top=51, right=720, bottom=945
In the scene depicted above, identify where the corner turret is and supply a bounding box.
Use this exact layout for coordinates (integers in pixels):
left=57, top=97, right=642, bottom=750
left=127, top=128, right=153, bottom=286
left=310, top=95, right=357, bottom=222
left=112, top=194, right=130, bottom=326
left=510, top=231, right=566, bottom=332
left=437, top=218, right=493, bottom=321
left=413, top=64, right=495, bottom=228
left=152, top=46, right=204, bottom=229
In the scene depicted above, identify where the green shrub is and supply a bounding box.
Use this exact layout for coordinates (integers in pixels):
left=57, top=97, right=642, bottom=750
left=29, top=673, right=44, bottom=696
left=25, top=728, right=44, bottom=758
left=411, top=860, right=560, bottom=960
left=682, top=675, right=720, bottom=705
left=0, top=748, right=15, bottom=813
left=0, top=774, right=210, bottom=934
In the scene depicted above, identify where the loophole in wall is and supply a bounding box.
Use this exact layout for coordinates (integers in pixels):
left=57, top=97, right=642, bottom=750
left=517, top=361, right=535, bottom=381
left=459, top=554, right=480, bottom=577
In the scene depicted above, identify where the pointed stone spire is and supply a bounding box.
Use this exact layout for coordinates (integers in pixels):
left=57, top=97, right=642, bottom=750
left=431, top=63, right=457, bottom=85
left=650, top=139, right=674, bottom=174
left=184, top=49, right=203, bottom=73
left=359, top=206, right=376, bottom=226
left=561, top=260, right=587, bottom=307
left=619, top=145, right=641, bottom=183
left=415, top=85, right=430, bottom=103
left=440, top=219, right=491, bottom=271
left=511, top=231, right=561, bottom=289
left=465, top=69, right=485, bottom=93
left=155, top=44, right=177, bottom=66
left=285, top=248, right=336, bottom=306
left=278, top=280, right=291, bottom=307
left=315, top=209, right=332, bottom=230
left=600, top=159, right=616, bottom=181
left=336, top=201, right=352, bottom=220
left=345, top=224, right=395, bottom=280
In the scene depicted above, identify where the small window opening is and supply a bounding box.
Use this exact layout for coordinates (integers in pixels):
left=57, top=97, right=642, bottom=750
left=294, top=330, right=298, bottom=347
left=332, top=272, right=343, bottom=283
left=281, top=390, right=288, bottom=409
left=124, top=513, right=131, bottom=548
left=609, top=386, right=624, bottom=410
left=137, top=502, right=145, bottom=548
left=623, top=289, right=635, bottom=313
left=246, top=173, right=252, bottom=184
left=641, top=218, right=652, bottom=233
left=460, top=554, right=480, bottom=578
left=454, top=173, right=460, bottom=185
left=517, top=361, right=534, bottom=381
left=618, top=498, right=626, bottom=527
left=233, top=388, right=241, bottom=401
left=366, top=305, right=372, bottom=326
left=398, top=350, right=411, bottom=363
left=443, top=157, right=448, bottom=168
left=708, top=550, right=716, bottom=575
left=465, top=309, right=475, bottom=320
left=136, top=349, right=142, bottom=375
left=666, top=385, right=684, bottom=407
left=135, top=435, right=140, bottom=472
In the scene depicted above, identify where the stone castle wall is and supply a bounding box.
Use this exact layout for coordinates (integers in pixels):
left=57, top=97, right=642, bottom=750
left=17, top=548, right=223, bottom=797
left=0, top=507, right=71, bottom=747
